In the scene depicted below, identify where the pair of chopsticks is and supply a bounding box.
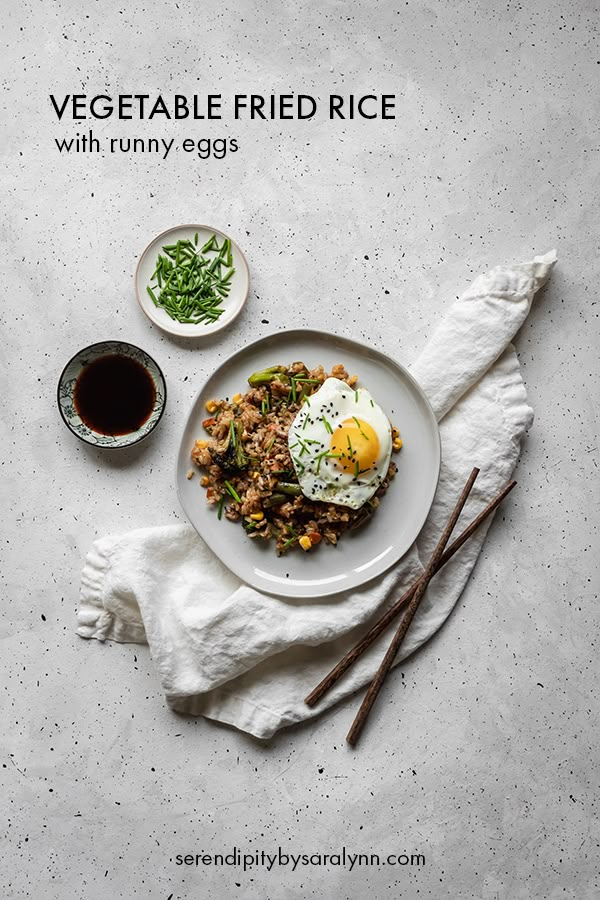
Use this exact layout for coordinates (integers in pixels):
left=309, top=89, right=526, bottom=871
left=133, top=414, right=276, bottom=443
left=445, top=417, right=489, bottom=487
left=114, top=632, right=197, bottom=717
left=304, top=468, right=516, bottom=746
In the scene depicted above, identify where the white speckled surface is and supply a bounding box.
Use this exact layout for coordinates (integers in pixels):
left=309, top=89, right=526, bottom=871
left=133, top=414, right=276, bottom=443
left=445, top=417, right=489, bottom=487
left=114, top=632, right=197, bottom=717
left=2, top=1, right=599, bottom=898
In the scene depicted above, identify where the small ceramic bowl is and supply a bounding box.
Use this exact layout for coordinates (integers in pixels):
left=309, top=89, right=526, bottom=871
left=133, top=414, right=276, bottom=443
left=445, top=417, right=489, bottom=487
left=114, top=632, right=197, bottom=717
left=135, top=224, right=250, bottom=337
left=57, top=341, right=166, bottom=448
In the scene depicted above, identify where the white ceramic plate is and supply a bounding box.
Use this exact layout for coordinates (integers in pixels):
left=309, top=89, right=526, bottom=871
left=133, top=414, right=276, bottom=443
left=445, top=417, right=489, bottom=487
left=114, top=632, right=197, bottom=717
left=135, top=224, right=250, bottom=337
left=176, top=330, right=441, bottom=598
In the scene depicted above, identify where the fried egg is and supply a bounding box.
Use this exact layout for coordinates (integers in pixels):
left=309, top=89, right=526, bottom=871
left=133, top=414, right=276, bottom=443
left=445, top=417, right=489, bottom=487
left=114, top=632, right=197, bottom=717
left=287, top=377, right=393, bottom=509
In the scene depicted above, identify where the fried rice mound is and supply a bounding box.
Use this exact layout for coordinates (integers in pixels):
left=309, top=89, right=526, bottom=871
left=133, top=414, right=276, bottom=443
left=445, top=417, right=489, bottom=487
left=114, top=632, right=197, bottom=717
left=191, top=361, right=399, bottom=555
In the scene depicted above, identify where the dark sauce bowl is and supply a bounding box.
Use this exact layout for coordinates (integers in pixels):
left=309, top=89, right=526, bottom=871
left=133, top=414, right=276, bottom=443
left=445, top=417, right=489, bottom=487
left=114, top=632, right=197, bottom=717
left=57, top=341, right=166, bottom=448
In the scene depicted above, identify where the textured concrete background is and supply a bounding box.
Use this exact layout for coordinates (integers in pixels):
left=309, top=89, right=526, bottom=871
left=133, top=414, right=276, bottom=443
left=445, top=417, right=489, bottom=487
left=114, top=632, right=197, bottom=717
left=2, top=1, right=599, bottom=897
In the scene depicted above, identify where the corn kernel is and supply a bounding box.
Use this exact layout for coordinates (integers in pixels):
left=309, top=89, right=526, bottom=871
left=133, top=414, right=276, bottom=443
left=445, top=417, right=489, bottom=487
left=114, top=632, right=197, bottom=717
left=250, top=512, right=264, bottom=521
left=232, top=393, right=243, bottom=405
left=299, top=535, right=312, bottom=552
left=252, top=471, right=260, bottom=480
left=200, top=476, right=210, bottom=487
left=195, top=439, right=208, bottom=449
left=393, top=437, right=403, bottom=451
left=391, top=426, right=399, bottom=439
left=205, top=399, right=219, bottom=413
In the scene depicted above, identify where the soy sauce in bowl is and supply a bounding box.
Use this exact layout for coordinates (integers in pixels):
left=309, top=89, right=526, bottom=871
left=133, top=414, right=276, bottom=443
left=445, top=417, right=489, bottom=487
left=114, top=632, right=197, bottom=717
left=74, top=354, right=156, bottom=436
left=57, top=341, right=166, bottom=448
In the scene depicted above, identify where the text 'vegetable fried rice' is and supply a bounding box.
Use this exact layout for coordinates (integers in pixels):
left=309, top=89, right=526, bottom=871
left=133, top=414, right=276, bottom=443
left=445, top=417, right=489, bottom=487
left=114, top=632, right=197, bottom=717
left=191, top=361, right=400, bottom=555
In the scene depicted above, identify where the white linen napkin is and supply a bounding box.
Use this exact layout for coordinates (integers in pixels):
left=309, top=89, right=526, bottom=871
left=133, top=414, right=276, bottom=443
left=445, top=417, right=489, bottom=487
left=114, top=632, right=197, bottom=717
left=78, top=251, right=557, bottom=738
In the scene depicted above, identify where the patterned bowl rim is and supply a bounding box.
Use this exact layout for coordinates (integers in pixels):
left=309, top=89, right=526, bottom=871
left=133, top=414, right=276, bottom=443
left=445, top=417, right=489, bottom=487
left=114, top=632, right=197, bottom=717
left=57, top=340, right=167, bottom=448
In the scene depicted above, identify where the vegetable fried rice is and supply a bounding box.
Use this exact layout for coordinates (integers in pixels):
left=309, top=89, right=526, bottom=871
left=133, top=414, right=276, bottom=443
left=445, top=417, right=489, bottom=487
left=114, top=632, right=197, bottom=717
left=191, top=361, right=401, bottom=554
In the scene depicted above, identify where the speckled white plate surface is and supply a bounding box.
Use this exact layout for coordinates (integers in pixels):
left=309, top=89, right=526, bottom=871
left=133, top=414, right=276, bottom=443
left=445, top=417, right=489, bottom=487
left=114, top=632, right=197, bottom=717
left=177, top=329, right=441, bottom=598
left=135, top=224, right=250, bottom=337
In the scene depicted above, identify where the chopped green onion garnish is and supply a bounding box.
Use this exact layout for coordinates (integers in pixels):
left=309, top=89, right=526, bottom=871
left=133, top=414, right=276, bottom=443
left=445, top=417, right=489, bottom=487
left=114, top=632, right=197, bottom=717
left=224, top=480, right=241, bottom=503
left=147, top=232, right=235, bottom=326
left=352, top=416, right=369, bottom=440
left=298, top=440, right=309, bottom=457
left=292, top=455, right=306, bottom=475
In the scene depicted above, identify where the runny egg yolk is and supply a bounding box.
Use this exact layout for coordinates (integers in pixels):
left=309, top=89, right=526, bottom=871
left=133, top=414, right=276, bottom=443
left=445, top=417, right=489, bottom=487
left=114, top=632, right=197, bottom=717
left=329, top=418, right=381, bottom=475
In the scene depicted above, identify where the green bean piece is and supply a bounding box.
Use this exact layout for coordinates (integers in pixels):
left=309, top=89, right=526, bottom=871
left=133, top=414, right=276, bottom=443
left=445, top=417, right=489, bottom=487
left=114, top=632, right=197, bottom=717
left=247, top=367, right=288, bottom=386
left=275, top=482, right=303, bottom=496
left=262, top=493, right=287, bottom=508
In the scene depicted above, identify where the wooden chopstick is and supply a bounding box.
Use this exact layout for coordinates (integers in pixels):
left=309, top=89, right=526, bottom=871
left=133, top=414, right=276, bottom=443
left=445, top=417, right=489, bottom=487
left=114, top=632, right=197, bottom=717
left=304, top=478, right=517, bottom=709
left=346, top=467, right=480, bottom=747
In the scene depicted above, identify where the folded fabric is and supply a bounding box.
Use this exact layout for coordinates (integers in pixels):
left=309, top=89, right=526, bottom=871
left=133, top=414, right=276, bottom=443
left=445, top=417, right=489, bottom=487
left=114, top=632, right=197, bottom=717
left=78, top=251, right=557, bottom=738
